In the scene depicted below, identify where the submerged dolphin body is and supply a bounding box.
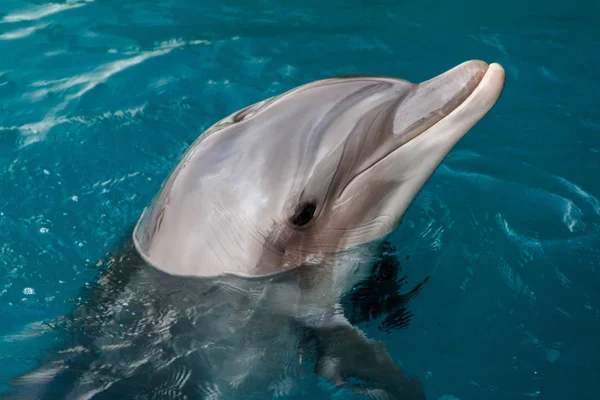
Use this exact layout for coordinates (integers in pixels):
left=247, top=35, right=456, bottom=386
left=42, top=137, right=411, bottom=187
left=7, top=61, right=504, bottom=399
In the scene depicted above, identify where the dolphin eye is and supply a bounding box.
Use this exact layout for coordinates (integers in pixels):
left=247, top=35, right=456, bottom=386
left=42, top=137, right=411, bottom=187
left=291, top=203, right=316, bottom=227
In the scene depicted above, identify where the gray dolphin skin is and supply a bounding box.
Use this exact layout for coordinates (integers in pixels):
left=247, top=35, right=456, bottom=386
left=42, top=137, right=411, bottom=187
left=8, top=60, right=505, bottom=400
left=134, top=60, right=505, bottom=280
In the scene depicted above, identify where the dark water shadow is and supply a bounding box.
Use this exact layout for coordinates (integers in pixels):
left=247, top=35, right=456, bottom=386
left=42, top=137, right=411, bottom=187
left=6, top=236, right=428, bottom=400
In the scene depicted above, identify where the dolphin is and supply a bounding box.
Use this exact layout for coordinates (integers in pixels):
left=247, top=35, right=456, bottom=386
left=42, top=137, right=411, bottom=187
left=6, top=60, right=504, bottom=399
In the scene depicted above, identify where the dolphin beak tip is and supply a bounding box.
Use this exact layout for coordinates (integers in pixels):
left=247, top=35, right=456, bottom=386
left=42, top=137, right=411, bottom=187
left=487, top=62, right=506, bottom=84
left=480, top=62, right=506, bottom=102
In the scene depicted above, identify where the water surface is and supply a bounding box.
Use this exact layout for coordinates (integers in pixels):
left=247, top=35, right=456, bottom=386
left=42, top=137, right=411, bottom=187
left=1, top=0, right=599, bottom=399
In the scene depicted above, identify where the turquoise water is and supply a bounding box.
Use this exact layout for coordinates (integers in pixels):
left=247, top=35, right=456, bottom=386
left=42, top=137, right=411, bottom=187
left=1, top=0, right=599, bottom=398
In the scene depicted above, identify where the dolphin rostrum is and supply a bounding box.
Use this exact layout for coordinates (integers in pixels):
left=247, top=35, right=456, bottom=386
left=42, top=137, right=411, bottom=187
left=7, top=60, right=505, bottom=400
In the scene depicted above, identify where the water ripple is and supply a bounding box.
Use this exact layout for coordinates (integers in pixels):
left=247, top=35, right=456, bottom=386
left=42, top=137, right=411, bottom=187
left=5, top=38, right=210, bottom=147
left=1, top=1, right=91, bottom=23
left=0, top=23, right=49, bottom=40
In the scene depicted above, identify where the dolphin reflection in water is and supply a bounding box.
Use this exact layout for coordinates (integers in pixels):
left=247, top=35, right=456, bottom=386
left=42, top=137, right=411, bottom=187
left=8, top=60, right=505, bottom=399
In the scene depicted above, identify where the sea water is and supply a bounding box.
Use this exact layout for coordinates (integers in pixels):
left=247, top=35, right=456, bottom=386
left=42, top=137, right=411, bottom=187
left=0, top=0, right=599, bottom=398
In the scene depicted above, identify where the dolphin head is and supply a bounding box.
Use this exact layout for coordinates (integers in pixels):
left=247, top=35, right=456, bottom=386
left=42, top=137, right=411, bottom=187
left=134, top=60, right=505, bottom=277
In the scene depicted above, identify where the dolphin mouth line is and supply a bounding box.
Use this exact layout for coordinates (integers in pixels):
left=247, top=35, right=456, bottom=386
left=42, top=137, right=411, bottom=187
left=338, top=62, right=503, bottom=200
